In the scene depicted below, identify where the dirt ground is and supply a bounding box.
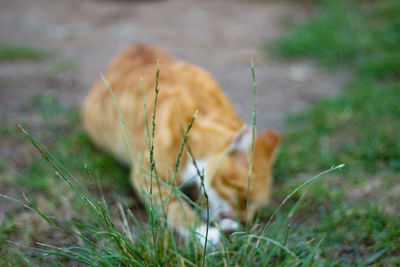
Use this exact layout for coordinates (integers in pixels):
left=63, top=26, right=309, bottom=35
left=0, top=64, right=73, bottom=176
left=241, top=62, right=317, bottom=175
left=0, top=0, right=347, bottom=255
left=0, top=0, right=346, bottom=129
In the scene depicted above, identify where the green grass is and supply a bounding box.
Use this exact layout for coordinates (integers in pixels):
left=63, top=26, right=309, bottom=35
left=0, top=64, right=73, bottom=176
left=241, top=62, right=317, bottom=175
left=17, top=94, right=131, bottom=197
left=276, top=0, right=400, bottom=74
left=1, top=132, right=338, bottom=266
left=0, top=71, right=347, bottom=266
left=270, top=0, right=400, bottom=264
left=1, top=0, right=400, bottom=265
left=1, top=91, right=338, bottom=266
left=275, top=80, right=400, bottom=179
left=0, top=44, right=46, bottom=61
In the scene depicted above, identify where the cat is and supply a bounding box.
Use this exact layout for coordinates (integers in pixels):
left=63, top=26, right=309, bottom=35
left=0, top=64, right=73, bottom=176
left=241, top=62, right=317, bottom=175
left=82, top=44, right=280, bottom=246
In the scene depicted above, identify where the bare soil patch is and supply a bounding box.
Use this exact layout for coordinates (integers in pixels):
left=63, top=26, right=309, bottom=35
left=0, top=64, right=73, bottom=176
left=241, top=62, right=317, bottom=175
left=0, top=0, right=347, bottom=260
left=0, top=0, right=346, bottom=128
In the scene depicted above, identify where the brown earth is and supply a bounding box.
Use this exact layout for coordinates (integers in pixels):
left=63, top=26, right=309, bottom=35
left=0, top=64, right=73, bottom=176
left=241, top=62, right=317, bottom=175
left=0, top=0, right=347, bottom=260
left=0, top=0, right=346, bottom=129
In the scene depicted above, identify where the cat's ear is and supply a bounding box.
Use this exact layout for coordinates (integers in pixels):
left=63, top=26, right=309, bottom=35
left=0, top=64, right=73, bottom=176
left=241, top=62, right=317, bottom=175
left=230, top=126, right=253, bottom=153
left=257, top=129, right=281, bottom=159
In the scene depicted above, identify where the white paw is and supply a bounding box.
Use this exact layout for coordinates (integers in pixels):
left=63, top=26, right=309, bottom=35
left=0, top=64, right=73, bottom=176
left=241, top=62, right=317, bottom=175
left=195, top=225, right=221, bottom=248
left=218, top=218, right=239, bottom=232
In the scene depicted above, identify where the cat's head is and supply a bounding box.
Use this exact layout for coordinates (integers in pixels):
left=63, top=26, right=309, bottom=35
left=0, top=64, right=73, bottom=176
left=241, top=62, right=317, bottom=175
left=206, top=126, right=280, bottom=223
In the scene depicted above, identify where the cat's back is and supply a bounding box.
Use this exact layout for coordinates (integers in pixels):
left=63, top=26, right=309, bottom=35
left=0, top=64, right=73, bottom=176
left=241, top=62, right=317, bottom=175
left=88, top=43, right=237, bottom=115
left=83, top=44, right=240, bottom=163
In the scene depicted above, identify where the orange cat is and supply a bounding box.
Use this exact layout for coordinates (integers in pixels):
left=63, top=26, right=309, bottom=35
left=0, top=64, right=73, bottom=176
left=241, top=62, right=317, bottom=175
left=82, top=44, right=280, bottom=246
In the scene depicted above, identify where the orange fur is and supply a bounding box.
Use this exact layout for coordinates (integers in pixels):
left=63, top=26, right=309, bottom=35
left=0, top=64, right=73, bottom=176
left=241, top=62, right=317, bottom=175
left=82, top=44, right=280, bottom=243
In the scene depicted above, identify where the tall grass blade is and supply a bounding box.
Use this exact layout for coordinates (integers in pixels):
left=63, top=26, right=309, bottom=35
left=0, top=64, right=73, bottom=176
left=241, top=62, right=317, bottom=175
left=261, top=164, right=345, bottom=236
left=246, top=235, right=299, bottom=260
left=301, top=237, right=324, bottom=267
left=101, top=74, right=138, bottom=170
left=243, top=60, right=257, bottom=266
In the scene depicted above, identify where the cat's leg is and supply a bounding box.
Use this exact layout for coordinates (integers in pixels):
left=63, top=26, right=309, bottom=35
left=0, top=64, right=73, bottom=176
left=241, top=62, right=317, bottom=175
left=130, top=169, right=229, bottom=247
left=130, top=169, right=198, bottom=237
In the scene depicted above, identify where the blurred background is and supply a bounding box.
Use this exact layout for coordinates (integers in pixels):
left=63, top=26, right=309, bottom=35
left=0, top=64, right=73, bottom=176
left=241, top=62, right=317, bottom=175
left=1, top=0, right=399, bottom=265
left=0, top=0, right=345, bottom=130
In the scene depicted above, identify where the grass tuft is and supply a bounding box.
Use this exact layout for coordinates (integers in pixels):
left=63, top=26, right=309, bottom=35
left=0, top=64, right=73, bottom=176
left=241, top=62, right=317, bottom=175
left=271, top=0, right=400, bottom=264
left=0, top=66, right=344, bottom=265
left=0, top=44, right=46, bottom=61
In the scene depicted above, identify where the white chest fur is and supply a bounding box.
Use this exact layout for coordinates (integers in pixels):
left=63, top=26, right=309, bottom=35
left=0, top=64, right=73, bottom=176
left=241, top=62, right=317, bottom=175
left=182, top=159, right=235, bottom=222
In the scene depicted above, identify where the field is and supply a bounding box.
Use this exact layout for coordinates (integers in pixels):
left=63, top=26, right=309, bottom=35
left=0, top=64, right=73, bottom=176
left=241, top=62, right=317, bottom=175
left=1, top=0, right=399, bottom=265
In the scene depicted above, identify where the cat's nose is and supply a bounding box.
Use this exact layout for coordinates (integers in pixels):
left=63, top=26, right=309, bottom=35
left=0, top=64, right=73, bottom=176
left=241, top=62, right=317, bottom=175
left=220, top=211, right=235, bottom=220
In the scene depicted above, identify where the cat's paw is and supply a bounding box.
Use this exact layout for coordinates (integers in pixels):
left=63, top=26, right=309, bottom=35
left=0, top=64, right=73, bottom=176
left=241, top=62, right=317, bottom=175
left=219, top=218, right=239, bottom=234
left=195, top=225, right=221, bottom=248
left=195, top=219, right=239, bottom=248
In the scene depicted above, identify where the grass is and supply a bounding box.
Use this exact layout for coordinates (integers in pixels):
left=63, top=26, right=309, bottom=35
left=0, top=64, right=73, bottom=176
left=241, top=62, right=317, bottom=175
left=1, top=0, right=400, bottom=264
left=1, top=123, right=340, bottom=265
left=0, top=71, right=343, bottom=266
left=269, top=0, right=400, bottom=264
left=276, top=0, right=400, bottom=74
left=0, top=44, right=46, bottom=61
left=1, top=90, right=338, bottom=265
